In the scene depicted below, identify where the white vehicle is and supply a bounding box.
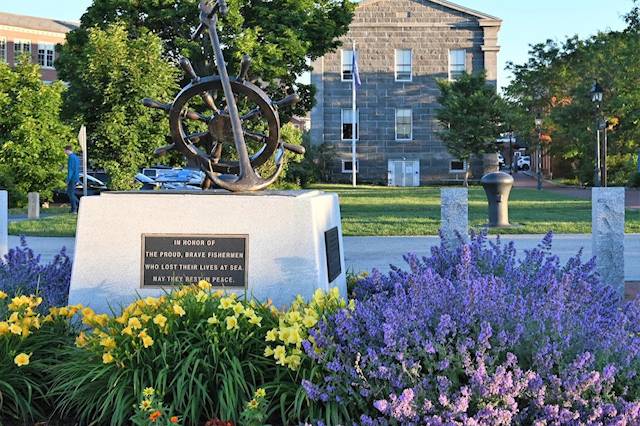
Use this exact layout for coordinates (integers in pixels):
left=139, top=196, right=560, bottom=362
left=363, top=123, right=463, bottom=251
left=517, top=156, right=531, bottom=171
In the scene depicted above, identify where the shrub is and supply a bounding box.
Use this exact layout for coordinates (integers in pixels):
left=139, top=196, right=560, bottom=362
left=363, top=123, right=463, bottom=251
left=50, top=283, right=344, bottom=425
left=0, top=237, right=72, bottom=310
left=0, top=293, right=79, bottom=423
left=303, top=232, right=640, bottom=424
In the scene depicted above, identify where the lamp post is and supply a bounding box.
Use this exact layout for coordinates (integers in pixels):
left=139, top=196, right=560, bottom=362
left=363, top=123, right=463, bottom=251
left=591, top=80, right=603, bottom=187
left=508, top=128, right=514, bottom=175
left=535, top=114, right=543, bottom=191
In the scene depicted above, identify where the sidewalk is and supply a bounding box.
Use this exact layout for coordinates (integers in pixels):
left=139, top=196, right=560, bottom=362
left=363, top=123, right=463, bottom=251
left=9, top=234, right=640, bottom=281
left=513, top=172, right=640, bottom=209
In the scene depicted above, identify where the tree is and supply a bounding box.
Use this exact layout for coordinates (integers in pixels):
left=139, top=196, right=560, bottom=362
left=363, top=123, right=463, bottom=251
left=436, top=72, right=505, bottom=186
left=57, top=23, right=179, bottom=189
left=0, top=56, right=73, bottom=204
left=58, top=0, right=355, bottom=115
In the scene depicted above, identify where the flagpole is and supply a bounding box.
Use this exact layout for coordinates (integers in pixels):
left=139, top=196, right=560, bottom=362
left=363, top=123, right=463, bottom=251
left=351, top=40, right=357, bottom=188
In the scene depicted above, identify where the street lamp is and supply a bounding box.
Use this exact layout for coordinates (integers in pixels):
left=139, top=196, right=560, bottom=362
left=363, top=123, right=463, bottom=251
left=591, top=80, right=603, bottom=187
left=535, top=114, right=543, bottom=191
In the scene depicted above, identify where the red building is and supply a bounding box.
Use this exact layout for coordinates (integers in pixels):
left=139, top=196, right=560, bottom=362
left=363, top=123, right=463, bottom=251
left=0, top=11, right=77, bottom=82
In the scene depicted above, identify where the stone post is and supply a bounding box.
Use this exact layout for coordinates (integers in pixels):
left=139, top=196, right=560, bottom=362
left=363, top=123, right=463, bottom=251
left=0, top=190, right=7, bottom=257
left=28, top=192, right=40, bottom=219
left=592, top=187, right=625, bottom=295
left=441, top=188, right=468, bottom=247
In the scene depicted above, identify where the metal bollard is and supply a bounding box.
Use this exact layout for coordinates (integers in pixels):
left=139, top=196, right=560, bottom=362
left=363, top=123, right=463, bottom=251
left=480, top=172, right=514, bottom=227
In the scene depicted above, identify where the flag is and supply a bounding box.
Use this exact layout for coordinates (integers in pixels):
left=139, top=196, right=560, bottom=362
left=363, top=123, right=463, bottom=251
left=352, top=50, right=361, bottom=87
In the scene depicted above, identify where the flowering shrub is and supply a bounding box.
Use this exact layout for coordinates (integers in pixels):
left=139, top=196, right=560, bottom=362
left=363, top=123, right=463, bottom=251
left=304, top=232, right=640, bottom=424
left=0, top=291, right=79, bottom=423
left=51, top=283, right=345, bottom=425
left=0, top=237, right=72, bottom=310
left=131, top=387, right=181, bottom=425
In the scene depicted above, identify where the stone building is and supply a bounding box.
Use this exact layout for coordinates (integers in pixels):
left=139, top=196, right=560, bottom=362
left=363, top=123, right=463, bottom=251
left=310, top=0, right=501, bottom=186
left=0, top=12, right=77, bottom=83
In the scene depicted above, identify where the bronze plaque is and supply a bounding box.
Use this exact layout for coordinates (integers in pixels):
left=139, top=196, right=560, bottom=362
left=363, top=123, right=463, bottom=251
left=324, top=227, right=341, bottom=283
left=141, top=234, right=247, bottom=288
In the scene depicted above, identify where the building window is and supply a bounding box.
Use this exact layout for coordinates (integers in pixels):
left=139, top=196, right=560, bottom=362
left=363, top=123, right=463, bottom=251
left=449, top=49, right=466, bottom=80
left=14, top=40, right=31, bottom=62
left=0, top=38, right=6, bottom=63
left=341, top=49, right=354, bottom=81
left=38, top=43, right=55, bottom=68
left=341, top=160, right=359, bottom=173
left=449, top=160, right=467, bottom=172
left=395, top=108, right=412, bottom=141
left=395, top=49, right=412, bottom=81
left=341, top=108, right=359, bottom=140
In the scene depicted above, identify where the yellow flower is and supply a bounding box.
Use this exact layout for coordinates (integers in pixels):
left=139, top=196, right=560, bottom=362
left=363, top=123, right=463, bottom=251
left=247, top=398, right=258, bottom=409
left=265, top=329, right=277, bottom=342
left=348, top=299, right=356, bottom=311
left=141, top=334, right=154, bottom=348
left=255, top=388, right=266, bottom=398
left=196, top=291, right=208, bottom=303
left=81, top=307, right=95, bottom=317
left=143, top=297, right=160, bottom=307
left=213, top=290, right=224, bottom=298
left=141, top=314, right=151, bottom=323
left=102, top=352, right=114, bottom=364
left=128, top=317, right=142, bottom=330
left=219, top=297, right=234, bottom=310
left=225, top=315, right=238, bottom=330
left=207, top=315, right=219, bottom=325
left=153, top=314, right=167, bottom=328
left=173, top=304, right=186, bottom=317
left=0, top=321, right=9, bottom=335
left=14, top=353, right=30, bottom=367
left=58, top=307, right=69, bottom=317
left=143, top=387, right=155, bottom=397
left=273, top=345, right=286, bottom=361
left=232, top=303, right=244, bottom=315
left=8, top=312, right=18, bottom=323
left=100, top=336, right=116, bottom=351
left=248, top=315, right=262, bottom=327
left=75, top=332, right=87, bottom=348
left=264, top=346, right=274, bottom=357
left=243, top=307, right=255, bottom=318
left=139, top=399, right=153, bottom=411
left=286, top=311, right=302, bottom=323
left=0, top=290, right=7, bottom=299
left=329, top=287, right=340, bottom=300
left=121, top=326, right=134, bottom=336
left=197, top=280, right=212, bottom=291
left=285, top=353, right=302, bottom=370
left=302, top=314, right=318, bottom=328
left=9, top=323, right=22, bottom=335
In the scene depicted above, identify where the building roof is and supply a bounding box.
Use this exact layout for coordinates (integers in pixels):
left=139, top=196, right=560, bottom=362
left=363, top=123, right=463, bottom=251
left=358, top=0, right=501, bottom=22
left=0, top=11, right=78, bottom=34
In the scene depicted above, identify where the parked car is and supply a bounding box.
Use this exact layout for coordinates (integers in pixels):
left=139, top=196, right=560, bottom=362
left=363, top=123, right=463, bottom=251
left=137, top=167, right=206, bottom=191
left=517, top=156, right=531, bottom=171
left=53, top=174, right=108, bottom=203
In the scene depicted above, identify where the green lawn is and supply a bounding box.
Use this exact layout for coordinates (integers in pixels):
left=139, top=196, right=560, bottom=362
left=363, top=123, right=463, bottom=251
left=8, top=206, right=70, bottom=216
left=8, top=186, right=640, bottom=237
left=312, top=184, right=640, bottom=236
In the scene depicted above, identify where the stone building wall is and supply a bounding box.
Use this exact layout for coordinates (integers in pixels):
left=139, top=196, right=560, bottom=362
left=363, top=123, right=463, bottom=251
left=310, top=0, right=501, bottom=185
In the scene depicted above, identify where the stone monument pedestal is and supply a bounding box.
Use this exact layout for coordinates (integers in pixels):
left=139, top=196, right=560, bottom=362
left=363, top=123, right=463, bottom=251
left=69, top=190, right=346, bottom=313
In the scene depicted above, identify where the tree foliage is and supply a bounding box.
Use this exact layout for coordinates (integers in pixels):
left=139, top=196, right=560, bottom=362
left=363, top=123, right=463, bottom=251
left=504, top=1, right=640, bottom=185
left=57, top=23, right=179, bottom=189
left=436, top=72, right=504, bottom=186
left=0, top=57, right=73, bottom=204
left=59, top=0, right=355, bottom=115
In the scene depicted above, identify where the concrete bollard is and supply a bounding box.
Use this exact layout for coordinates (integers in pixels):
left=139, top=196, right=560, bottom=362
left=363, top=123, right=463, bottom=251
left=28, top=192, right=40, bottom=219
left=0, top=190, right=7, bottom=257
left=441, top=187, right=468, bottom=247
left=592, top=187, right=625, bottom=296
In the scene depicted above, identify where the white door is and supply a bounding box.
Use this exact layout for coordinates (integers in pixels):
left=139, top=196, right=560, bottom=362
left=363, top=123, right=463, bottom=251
left=388, top=160, right=420, bottom=187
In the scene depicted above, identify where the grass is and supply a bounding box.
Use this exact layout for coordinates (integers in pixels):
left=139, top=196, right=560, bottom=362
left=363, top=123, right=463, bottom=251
left=9, top=214, right=77, bottom=237
left=8, top=185, right=640, bottom=237
left=8, top=206, right=70, bottom=216
left=311, top=184, right=640, bottom=236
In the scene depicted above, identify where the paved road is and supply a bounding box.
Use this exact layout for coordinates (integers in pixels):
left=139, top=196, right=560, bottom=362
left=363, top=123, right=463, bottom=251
left=514, top=172, right=640, bottom=209
left=8, top=234, right=640, bottom=281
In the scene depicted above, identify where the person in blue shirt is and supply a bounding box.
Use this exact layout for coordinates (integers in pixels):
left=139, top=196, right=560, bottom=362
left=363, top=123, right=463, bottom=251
left=64, top=145, right=81, bottom=213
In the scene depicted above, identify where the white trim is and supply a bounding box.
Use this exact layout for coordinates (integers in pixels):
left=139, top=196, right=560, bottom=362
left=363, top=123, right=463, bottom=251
left=394, top=48, right=412, bottom=82
left=0, top=36, right=6, bottom=63
left=341, top=159, right=359, bottom=173
left=341, top=108, right=359, bottom=141
left=341, top=49, right=353, bottom=82
left=0, top=24, right=71, bottom=38
left=37, top=41, right=55, bottom=69
left=395, top=108, right=412, bottom=141
left=449, top=159, right=467, bottom=173
left=448, top=48, right=467, bottom=81
left=358, top=0, right=502, bottom=21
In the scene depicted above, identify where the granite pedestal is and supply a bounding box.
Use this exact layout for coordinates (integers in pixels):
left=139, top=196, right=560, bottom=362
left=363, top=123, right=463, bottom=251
left=69, top=190, right=346, bottom=313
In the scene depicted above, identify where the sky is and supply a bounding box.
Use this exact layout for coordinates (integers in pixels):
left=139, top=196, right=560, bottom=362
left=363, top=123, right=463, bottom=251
left=1, top=0, right=635, bottom=90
